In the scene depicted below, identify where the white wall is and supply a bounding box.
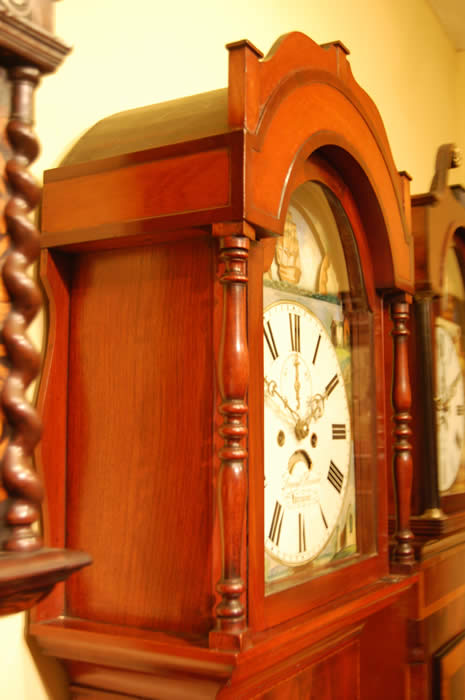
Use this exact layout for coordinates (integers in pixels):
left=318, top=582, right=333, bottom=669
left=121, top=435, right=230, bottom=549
left=457, top=51, right=465, bottom=183
left=33, top=0, right=462, bottom=192
left=0, top=1, right=463, bottom=697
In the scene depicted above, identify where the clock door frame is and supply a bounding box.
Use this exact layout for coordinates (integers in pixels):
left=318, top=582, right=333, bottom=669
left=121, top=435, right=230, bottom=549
left=248, top=151, right=404, bottom=631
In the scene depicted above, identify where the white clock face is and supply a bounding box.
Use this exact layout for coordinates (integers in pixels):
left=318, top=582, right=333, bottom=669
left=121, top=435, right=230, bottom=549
left=264, top=300, right=351, bottom=566
left=435, top=323, right=465, bottom=492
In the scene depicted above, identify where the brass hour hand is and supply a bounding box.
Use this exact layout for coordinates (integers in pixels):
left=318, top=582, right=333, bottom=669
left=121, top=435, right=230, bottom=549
left=435, top=372, right=462, bottom=415
left=264, top=376, right=300, bottom=423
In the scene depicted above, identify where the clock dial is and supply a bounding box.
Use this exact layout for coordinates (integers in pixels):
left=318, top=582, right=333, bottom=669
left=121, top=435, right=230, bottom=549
left=435, top=321, right=465, bottom=492
left=264, top=300, right=351, bottom=567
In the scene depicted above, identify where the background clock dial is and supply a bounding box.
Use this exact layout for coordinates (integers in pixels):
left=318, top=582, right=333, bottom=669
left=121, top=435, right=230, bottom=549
left=435, top=322, right=465, bottom=492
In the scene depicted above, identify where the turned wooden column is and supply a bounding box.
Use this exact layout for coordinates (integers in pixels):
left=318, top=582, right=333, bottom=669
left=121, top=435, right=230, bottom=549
left=210, top=230, right=250, bottom=651
left=390, top=294, right=415, bottom=567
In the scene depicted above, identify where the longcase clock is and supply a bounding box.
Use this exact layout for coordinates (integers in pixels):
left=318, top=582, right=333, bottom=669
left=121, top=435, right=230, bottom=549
left=31, top=32, right=417, bottom=699
left=402, top=144, right=465, bottom=699
left=410, top=143, right=465, bottom=536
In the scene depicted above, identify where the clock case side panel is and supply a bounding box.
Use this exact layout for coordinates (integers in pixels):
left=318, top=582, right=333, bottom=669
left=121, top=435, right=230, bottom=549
left=32, top=233, right=220, bottom=641
left=31, top=249, right=73, bottom=622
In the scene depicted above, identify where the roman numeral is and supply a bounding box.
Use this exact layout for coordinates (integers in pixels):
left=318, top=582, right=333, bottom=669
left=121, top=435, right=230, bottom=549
left=298, top=512, right=306, bottom=553
left=328, top=461, right=344, bottom=493
left=332, top=423, right=347, bottom=440
left=312, top=334, right=321, bottom=364
left=289, top=313, right=301, bottom=353
left=264, top=321, right=279, bottom=361
left=320, top=504, right=328, bottom=529
left=269, top=501, right=284, bottom=545
left=325, top=374, right=339, bottom=397
left=457, top=405, right=465, bottom=416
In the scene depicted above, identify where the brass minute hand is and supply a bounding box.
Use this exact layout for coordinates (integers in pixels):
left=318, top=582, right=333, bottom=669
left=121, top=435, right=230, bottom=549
left=264, top=377, right=300, bottom=423
left=304, top=393, right=326, bottom=424
left=446, top=372, right=462, bottom=404
left=302, top=382, right=335, bottom=426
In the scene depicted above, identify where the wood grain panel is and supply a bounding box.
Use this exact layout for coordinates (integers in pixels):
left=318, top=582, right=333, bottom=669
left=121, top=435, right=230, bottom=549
left=66, top=238, right=215, bottom=637
left=420, top=542, right=465, bottom=617
left=256, top=637, right=360, bottom=699
left=434, top=631, right=465, bottom=700
left=360, top=596, right=409, bottom=700
left=69, top=662, right=222, bottom=700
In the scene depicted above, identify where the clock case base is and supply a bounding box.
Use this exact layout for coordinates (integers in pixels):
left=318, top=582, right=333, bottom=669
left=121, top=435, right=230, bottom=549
left=389, top=511, right=465, bottom=540
left=31, top=575, right=416, bottom=699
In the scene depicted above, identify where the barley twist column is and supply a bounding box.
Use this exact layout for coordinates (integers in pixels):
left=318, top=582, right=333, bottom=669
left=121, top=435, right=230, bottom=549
left=1, top=66, right=43, bottom=552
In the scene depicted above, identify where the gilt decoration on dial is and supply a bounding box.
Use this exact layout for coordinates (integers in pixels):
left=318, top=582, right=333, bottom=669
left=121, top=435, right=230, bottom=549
left=264, top=181, right=359, bottom=592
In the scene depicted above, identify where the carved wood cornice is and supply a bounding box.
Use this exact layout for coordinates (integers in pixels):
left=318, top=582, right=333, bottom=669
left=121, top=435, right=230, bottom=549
left=0, top=1, right=33, bottom=18
left=0, top=7, right=70, bottom=74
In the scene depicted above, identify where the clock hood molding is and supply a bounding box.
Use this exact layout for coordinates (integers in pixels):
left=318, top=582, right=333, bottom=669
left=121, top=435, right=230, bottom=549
left=412, top=143, right=465, bottom=295
left=44, top=32, right=413, bottom=294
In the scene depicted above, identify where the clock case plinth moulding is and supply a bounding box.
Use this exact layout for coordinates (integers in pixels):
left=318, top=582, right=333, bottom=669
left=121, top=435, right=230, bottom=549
left=30, top=32, right=418, bottom=699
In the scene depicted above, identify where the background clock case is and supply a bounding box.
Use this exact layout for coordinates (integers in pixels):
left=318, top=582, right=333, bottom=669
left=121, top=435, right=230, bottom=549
left=409, top=144, right=465, bottom=539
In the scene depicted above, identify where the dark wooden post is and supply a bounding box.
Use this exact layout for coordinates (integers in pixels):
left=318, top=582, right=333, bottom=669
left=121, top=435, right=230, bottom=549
left=1, top=66, right=44, bottom=552
left=413, top=295, right=442, bottom=516
left=210, top=231, right=250, bottom=651
left=390, top=294, right=415, bottom=567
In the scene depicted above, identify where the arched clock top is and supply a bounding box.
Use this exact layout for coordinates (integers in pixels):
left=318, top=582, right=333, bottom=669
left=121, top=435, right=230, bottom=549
left=412, top=143, right=465, bottom=295
left=228, top=32, right=413, bottom=294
